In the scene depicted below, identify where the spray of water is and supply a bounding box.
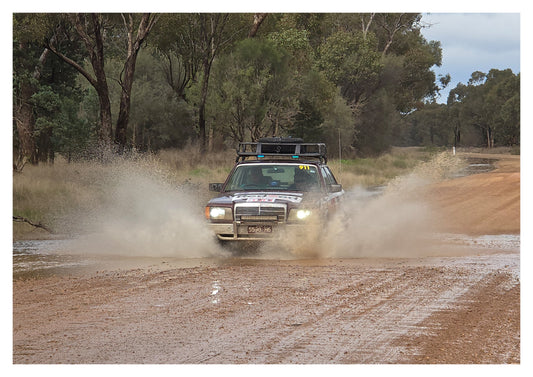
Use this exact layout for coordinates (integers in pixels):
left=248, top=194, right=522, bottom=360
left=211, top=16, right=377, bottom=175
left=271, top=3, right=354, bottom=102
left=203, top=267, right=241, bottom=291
left=60, top=151, right=462, bottom=260
left=66, top=154, right=222, bottom=258
left=320, top=152, right=464, bottom=258
left=257, top=152, right=464, bottom=259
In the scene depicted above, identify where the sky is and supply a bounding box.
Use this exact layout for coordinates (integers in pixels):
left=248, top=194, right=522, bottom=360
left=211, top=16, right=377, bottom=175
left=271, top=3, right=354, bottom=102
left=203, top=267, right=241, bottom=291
left=420, top=13, right=521, bottom=104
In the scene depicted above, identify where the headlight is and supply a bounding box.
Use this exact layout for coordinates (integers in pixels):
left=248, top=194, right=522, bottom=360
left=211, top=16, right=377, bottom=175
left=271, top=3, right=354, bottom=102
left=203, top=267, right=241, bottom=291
left=205, top=206, right=233, bottom=221
left=288, top=209, right=312, bottom=221
left=296, top=209, right=311, bottom=219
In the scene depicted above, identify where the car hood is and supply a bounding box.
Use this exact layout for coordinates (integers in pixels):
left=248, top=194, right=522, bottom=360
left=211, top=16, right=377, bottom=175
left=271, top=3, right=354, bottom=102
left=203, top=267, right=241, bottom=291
left=208, top=191, right=322, bottom=207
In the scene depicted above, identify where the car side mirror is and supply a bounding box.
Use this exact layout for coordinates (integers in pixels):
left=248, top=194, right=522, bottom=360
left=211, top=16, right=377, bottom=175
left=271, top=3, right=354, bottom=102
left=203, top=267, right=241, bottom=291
left=209, top=183, right=223, bottom=192
left=329, top=184, right=343, bottom=193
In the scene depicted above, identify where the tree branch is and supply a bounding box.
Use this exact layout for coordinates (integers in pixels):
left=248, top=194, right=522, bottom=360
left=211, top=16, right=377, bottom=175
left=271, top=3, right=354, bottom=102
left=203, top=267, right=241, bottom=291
left=13, top=216, right=54, bottom=233
left=46, top=41, right=98, bottom=88
left=248, top=13, right=267, bottom=38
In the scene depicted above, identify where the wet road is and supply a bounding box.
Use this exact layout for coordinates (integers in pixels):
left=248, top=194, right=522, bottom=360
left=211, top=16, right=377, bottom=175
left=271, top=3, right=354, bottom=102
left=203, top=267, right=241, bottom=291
left=12, top=155, right=521, bottom=364
left=12, top=242, right=519, bottom=364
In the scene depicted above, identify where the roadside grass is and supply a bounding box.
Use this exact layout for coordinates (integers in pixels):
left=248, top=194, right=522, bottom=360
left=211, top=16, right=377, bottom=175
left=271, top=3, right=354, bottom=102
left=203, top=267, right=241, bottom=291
left=12, top=160, right=113, bottom=239
left=12, top=146, right=439, bottom=240
left=330, top=147, right=439, bottom=187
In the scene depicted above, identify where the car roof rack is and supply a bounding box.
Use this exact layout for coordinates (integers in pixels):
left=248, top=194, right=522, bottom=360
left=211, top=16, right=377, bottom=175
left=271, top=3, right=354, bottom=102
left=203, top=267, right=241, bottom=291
left=236, top=137, right=327, bottom=163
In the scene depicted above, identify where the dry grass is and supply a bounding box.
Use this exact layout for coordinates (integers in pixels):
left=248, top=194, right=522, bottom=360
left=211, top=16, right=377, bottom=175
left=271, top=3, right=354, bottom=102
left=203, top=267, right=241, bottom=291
left=330, top=147, right=438, bottom=188
left=13, top=159, right=111, bottom=239
left=156, top=146, right=235, bottom=184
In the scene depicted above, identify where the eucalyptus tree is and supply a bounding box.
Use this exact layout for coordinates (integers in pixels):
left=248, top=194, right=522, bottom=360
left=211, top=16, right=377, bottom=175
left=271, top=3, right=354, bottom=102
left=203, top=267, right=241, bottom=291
left=314, top=13, right=444, bottom=155
left=13, top=13, right=54, bottom=166
left=151, top=14, right=203, bottom=101
left=267, top=28, right=338, bottom=142
left=317, top=29, right=383, bottom=152
left=152, top=13, right=248, bottom=149
left=13, top=13, right=90, bottom=165
left=121, top=48, right=196, bottom=151
left=482, top=69, right=520, bottom=147
left=210, top=37, right=298, bottom=142
left=447, top=69, right=520, bottom=148
left=46, top=13, right=158, bottom=150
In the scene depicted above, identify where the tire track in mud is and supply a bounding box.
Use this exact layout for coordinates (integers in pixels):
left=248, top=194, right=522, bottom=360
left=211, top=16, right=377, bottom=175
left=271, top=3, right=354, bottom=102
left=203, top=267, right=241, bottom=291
left=238, top=266, right=486, bottom=364
left=155, top=264, right=496, bottom=363
left=13, top=253, right=519, bottom=364
left=396, top=272, right=520, bottom=364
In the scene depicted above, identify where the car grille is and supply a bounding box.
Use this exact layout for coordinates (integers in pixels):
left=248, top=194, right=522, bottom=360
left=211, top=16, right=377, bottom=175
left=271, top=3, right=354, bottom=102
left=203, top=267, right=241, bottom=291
left=234, top=203, right=286, bottom=223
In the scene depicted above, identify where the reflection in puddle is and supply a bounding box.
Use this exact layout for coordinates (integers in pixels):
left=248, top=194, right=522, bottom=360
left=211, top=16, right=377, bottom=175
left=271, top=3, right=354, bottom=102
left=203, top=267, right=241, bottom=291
left=13, top=240, right=91, bottom=279
left=13, top=233, right=519, bottom=281
left=211, top=280, right=221, bottom=304
left=452, top=158, right=496, bottom=178
left=12, top=239, right=229, bottom=280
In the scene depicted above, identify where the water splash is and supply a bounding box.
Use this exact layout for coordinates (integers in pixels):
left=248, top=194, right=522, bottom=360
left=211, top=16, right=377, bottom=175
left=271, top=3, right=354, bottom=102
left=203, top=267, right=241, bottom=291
left=63, top=154, right=222, bottom=258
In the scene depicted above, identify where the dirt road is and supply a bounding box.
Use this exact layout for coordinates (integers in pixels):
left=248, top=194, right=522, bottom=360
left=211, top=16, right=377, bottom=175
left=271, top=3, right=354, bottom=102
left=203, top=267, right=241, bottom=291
left=12, top=153, right=520, bottom=364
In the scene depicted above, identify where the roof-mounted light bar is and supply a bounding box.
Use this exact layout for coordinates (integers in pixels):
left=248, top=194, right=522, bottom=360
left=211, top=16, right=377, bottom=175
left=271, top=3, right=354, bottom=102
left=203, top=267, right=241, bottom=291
left=236, top=138, right=327, bottom=163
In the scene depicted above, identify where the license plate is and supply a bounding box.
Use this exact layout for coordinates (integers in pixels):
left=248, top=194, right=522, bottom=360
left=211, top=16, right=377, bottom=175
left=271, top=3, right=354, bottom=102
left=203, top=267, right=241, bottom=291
left=248, top=225, right=272, bottom=234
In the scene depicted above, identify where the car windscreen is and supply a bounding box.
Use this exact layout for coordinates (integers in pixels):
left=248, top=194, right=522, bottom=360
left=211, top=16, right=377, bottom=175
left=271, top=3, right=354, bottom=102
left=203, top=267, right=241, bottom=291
left=225, top=164, right=321, bottom=192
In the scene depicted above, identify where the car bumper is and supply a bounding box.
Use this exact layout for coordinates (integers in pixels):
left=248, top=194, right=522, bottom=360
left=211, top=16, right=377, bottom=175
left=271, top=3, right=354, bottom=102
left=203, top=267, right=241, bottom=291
left=208, top=222, right=320, bottom=241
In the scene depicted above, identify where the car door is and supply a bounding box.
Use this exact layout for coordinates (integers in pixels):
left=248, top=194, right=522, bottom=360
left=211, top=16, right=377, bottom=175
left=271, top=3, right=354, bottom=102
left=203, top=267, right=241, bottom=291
left=320, top=166, right=344, bottom=215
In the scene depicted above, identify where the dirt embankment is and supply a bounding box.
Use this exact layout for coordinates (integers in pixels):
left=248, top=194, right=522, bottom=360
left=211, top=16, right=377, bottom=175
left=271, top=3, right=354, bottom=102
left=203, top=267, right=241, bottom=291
left=428, top=154, right=520, bottom=235
left=12, top=153, right=520, bottom=364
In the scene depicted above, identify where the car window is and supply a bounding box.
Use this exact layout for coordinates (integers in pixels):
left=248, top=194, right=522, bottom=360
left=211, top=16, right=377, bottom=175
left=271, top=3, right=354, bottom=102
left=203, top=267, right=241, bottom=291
left=321, top=166, right=338, bottom=186
left=225, top=164, right=321, bottom=192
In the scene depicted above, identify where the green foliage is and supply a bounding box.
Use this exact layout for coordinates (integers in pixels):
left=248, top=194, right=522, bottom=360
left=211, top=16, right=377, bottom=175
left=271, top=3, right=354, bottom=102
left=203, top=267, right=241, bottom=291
left=318, top=30, right=382, bottom=102
left=13, top=12, right=520, bottom=162
left=117, top=49, right=196, bottom=150
left=13, top=15, right=93, bottom=163
left=484, top=71, right=520, bottom=146
left=353, top=89, right=400, bottom=156
left=267, top=28, right=314, bottom=70
left=397, top=102, right=450, bottom=147
left=401, top=69, right=520, bottom=148
left=320, top=89, right=354, bottom=155
left=13, top=13, right=56, bottom=43
left=31, top=85, right=93, bottom=160
left=209, top=37, right=297, bottom=141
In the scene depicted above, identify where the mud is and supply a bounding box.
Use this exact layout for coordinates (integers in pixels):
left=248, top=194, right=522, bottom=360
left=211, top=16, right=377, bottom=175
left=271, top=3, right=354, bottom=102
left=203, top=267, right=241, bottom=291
left=12, top=153, right=520, bottom=364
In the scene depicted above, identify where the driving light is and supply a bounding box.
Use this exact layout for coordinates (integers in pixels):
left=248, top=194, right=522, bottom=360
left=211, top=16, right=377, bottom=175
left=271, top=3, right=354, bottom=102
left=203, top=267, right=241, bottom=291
left=206, top=206, right=233, bottom=220
left=288, top=208, right=312, bottom=221
left=296, top=209, right=311, bottom=219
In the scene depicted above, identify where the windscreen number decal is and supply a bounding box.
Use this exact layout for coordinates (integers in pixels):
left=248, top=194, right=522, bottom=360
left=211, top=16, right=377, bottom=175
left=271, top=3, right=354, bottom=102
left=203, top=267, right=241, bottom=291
left=235, top=194, right=302, bottom=203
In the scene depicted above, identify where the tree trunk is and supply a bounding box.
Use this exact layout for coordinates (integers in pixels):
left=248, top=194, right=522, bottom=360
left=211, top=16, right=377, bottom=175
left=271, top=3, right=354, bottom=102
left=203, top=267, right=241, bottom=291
left=114, top=54, right=137, bottom=149
left=487, top=127, right=494, bottom=148
left=96, top=85, right=113, bottom=145
left=14, top=43, right=52, bottom=166
left=361, top=13, right=375, bottom=40
left=15, top=80, right=37, bottom=165
left=198, top=58, right=211, bottom=150
left=248, top=13, right=267, bottom=38
left=87, top=14, right=113, bottom=144
left=115, top=13, right=158, bottom=151
left=47, top=14, right=121, bottom=147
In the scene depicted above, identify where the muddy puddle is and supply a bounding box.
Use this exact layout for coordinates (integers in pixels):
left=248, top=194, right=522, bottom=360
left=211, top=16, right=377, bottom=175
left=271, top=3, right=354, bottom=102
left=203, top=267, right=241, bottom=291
left=12, top=239, right=225, bottom=280
left=13, top=232, right=519, bottom=280
left=452, top=157, right=496, bottom=177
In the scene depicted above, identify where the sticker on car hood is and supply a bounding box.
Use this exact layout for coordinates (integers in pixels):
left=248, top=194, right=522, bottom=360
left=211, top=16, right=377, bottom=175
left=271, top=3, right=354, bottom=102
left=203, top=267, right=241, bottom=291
left=233, top=193, right=303, bottom=203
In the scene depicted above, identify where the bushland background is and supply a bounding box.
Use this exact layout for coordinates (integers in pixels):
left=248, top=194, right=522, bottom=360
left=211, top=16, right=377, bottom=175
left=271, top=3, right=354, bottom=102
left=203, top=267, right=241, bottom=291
left=14, top=13, right=519, bottom=164
left=13, top=13, right=520, bottom=238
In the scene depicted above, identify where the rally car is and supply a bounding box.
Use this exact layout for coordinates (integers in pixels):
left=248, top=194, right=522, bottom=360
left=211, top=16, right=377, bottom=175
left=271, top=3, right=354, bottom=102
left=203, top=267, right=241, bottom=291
left=205, top=138, right=344, bottom=241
